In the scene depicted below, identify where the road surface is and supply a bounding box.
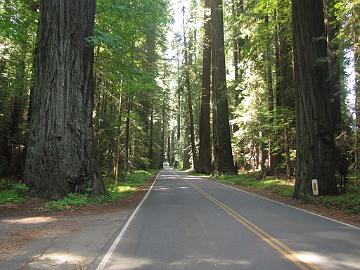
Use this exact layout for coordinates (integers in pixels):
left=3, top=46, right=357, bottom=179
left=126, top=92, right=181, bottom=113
left=90, top=167, right=360, bottom=270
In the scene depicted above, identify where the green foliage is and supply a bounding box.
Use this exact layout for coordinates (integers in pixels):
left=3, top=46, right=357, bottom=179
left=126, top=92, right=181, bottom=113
left=45, top=170, right=157, bottom=211
left=0, top=0, right=38, bottom=178
left=308, top=188, right=360, bottom=215
left=217, top=173, right=293, bottom=197
left=226, top=0, right=297, bottom=175
left=0, top=183, right=28, bottom=204
left=45, top=194, right=89, bottom=211
left=93, top=0, right=171, bottom=173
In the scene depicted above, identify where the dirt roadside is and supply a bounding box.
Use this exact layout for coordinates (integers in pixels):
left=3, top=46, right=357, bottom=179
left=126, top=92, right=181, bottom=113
left=0, top=177, right=155, bottom=270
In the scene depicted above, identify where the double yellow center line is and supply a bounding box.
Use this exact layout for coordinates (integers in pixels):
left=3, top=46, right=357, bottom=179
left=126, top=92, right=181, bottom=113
left=180, top=177, right=321, bottom=270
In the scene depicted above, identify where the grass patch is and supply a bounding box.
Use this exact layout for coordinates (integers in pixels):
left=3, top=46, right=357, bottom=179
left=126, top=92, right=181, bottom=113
left=45, top=193, right=89, bottom=211
left=0, top=183, right=29, bottom=204
left=45, top=169, right=158, bottom=211
left=216, top=173, right=293, bottom=198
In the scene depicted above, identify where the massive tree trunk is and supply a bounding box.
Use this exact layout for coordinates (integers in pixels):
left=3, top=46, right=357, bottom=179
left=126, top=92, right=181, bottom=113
left=24, top=0, right=106, bottom=199
left=197, top=0, right=212, bottom=174
left=212, top=77, right=219, bottom=172
left=211, top=0, right=235, bottom=173
left=292, top=0, right=338, bottom=196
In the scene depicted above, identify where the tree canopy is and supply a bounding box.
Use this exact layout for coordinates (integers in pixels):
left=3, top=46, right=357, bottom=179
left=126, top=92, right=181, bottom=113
left=0, top=0, right=359, bottom=198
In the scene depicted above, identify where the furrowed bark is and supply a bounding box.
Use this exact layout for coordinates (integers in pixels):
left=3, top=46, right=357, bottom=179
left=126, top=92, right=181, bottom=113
left=197, top=0, right=212, bottom=174
left=292, top=0, right=338, bottom=196
left=24, top=0, right=105, bottom=199
left=211, top=0, right=235, bottom=173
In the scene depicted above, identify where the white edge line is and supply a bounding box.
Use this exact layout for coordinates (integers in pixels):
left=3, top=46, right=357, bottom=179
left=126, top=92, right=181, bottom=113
left=212, top=179, right=360, bottom=230
left=95, top=171, right=160, bottom=270
left=186, top=173, right=360, bottom=230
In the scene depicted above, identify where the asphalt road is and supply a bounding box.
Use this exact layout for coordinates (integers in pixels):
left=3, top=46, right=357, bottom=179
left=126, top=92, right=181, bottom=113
left=91, top=167, right=360, bottom=270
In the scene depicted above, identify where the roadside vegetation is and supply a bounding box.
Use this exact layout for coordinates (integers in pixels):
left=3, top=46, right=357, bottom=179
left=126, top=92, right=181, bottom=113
left=45, top=170, right=158, bottom=211
left=0, top=170, right=158, bottom=211
left=0, top=0, right=359, bottom=219
left=0, top=181, right=29, bottom=204
left=214, top=173, right=360, bottom=215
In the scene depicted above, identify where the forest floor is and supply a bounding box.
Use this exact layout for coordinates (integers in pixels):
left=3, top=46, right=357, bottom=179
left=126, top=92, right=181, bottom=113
left=0, top=174, right=156, bottom=270
left=207, top=174, right=360, bottom=227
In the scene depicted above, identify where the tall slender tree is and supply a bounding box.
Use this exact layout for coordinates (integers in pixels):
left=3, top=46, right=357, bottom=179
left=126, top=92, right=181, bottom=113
left=353, top=1, right=360, bottom=188
left=265, top=15, right=274, bottom=174
left=211, top=0, right=235, bottom=173
left=24, top=0, right=105, bottom=199
left=197, top=0, right=212, bottom=174
left=183, top=6, right=198, bottom=171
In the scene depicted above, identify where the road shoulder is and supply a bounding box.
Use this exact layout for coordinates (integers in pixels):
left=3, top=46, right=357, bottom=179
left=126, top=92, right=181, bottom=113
left=0, top=177, right=155, bottom=270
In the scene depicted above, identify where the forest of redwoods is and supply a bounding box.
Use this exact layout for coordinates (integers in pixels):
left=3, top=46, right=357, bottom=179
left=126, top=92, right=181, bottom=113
left=0, top=0, right=359, bottom=200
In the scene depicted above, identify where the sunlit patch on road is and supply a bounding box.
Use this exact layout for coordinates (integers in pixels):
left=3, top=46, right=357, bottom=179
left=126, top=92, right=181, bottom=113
left=295, top=251, right=360, bottom=270
left=2, top=216, right=55, bottom=225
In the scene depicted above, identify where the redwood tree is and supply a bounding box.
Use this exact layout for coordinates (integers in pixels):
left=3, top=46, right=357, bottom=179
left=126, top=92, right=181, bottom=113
left=183, top=6, right=198, bottom=171
left=292, top=0, right=338, bottom=196
left=24, top=0, right=106, bottom=199
left=197, top=0, right=212, bottom=174
left=211, top=0, right=235, bottom=173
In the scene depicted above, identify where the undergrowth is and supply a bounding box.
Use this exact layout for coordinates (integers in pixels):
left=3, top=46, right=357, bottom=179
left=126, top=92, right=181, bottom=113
left=45, top=169, right=158, bottom=211
left=0, top=183, right=29, bottom=204
left=307, top=189, right=360, bottom=215
left=215, top=173, right=359, bottom=214
left=216, top=173, right=294, bottom=198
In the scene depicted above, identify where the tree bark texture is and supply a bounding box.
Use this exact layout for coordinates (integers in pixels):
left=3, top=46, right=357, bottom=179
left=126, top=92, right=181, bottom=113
left=183, top=7, right=198, bottom=171
left=148, top=105, right=154, bottom=168
left=354, top=2, right=360, bottom=188
left=125, top=96, right=132, bottom=173
left=265, top=15, right=274, bottom=175
left=24, top=0, right=105, bottom=199
left=114, top=90, right=123, bottom=186
left=197, top=0, right=212, bottom=174
left=160, top=102, right=166, bottom=169
left=325, top=0, right=342, bottom=133
left=211, top=0, right=235, bottom=173
left=183, top=125, right=191, bottom=170
left=292, top=0, right=338, bottom=196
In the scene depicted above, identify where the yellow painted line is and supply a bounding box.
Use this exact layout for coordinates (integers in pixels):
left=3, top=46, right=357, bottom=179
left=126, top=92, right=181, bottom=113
left=180, top=177, right=321, bottom=270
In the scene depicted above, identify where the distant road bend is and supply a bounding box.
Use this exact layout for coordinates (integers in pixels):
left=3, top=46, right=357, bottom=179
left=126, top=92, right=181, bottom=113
left=91, top=167, right=360, bottom=270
